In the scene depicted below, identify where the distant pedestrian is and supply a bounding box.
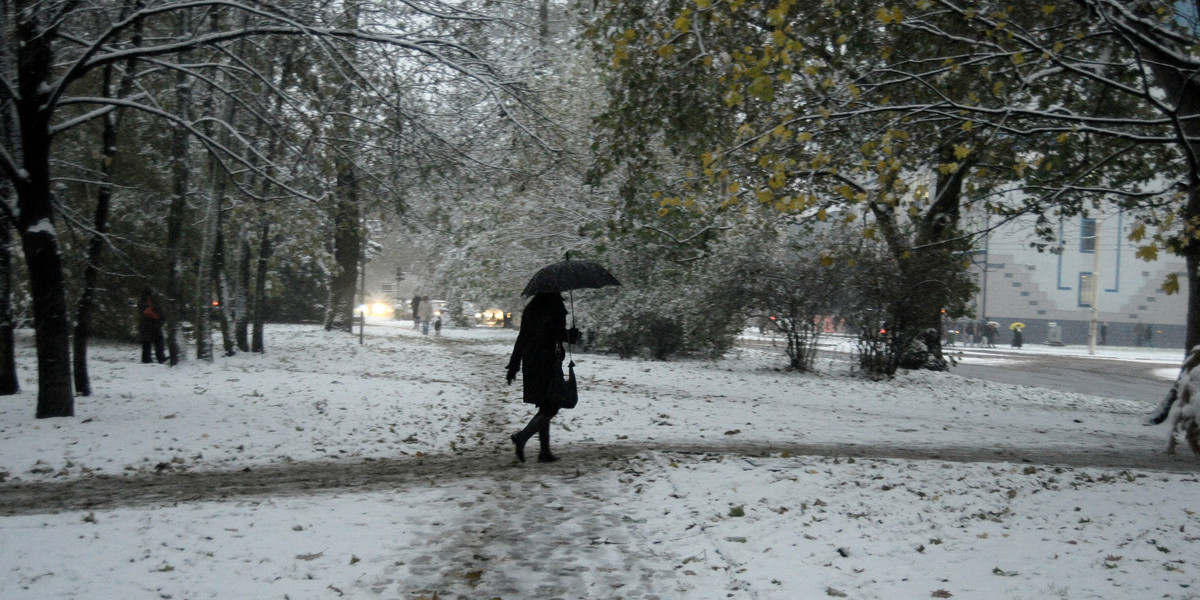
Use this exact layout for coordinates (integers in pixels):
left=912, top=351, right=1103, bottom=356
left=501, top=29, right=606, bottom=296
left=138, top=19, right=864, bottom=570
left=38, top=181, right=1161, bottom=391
left=985, top=322, right=998, bottom=348
left=411, top=295, right=422, bottom=330
left=419, top=295, right=433, bottom=335
left=137, top=287, right=167, bottom=364
left=1146, top=324, right=1155, bottom=347
left=433, top=315, right=442, bottom=336
left=1100, top=322, right=1108, bottom=345
left=1011, top=327, right=1024, bottom=349
left=964, top=322, right=976, bottom=347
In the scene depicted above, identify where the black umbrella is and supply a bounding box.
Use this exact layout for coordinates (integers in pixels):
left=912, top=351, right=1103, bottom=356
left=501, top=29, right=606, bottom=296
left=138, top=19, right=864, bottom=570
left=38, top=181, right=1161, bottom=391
left=521, top=259, right=620, bottom=297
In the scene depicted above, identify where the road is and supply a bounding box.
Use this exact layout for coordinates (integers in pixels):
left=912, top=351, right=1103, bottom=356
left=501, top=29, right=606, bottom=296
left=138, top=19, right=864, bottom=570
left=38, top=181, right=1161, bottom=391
left=950, top=348, right=1175, bottom=404
left=741, top=335, right=1178, bottom=405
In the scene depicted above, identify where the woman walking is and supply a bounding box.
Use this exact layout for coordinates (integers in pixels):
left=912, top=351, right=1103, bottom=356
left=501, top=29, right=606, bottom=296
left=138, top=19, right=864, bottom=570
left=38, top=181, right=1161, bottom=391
left=505, top=292, right=578, bottom=463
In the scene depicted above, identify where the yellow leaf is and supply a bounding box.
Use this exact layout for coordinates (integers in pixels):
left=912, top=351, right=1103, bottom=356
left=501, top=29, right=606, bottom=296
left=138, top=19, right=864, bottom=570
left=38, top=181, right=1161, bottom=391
left=992, top=80, right=1004, bottom=96
left=757, top=188, right=773, bottom=203
left=1163, top=273, right=1180, bottom=295
left=702, top=152, right=715, bottom=167
left=954, top=145, right=971, bottom=159
left=836, top=34, right=848, bottom=44
left=1012, top=52, right=1025, bottom=65
left=1041, top=4, right=1056, bottom=14
left=728, top=182, right=740, bottom=194
left=1128, top=222, right=1146, bottom=242
left=1136, top=245, right=1158, bottom=261
left=819, top=254, right=835, bottom=267
left=817, top=208, right=827, bottom=221
left=772, top=30, right=786, bottom=46
left=696, top=0, right=711, bottom=8
left=797, top=131, right=813, bottom=142
left=1056, top=132, right=1069, bottom=143
left=863, top=226, right=876, bottom=239
left=674, top=15, right=691, bottom=33
left=916, top=0, right=930, bottom=8
left=961, top=120, right=974, bottom=132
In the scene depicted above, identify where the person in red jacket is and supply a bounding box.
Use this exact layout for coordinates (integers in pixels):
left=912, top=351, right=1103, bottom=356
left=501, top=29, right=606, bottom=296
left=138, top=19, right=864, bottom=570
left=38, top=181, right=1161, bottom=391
left=137, top=287, right=166, bottom=364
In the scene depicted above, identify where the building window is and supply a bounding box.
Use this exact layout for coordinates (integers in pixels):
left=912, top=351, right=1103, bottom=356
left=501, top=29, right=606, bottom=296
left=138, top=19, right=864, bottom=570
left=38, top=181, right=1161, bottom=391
left=1081, top=218, right=1096, bottom=253
left=1079, top=272, right=1095, bottom=307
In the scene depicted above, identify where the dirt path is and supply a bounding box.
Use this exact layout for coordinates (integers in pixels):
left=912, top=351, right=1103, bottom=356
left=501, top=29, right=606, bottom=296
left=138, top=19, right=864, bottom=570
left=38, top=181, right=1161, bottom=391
left=3, top=434, right=1196, bottom=517
left=2, top=339, right=1197, bottom=519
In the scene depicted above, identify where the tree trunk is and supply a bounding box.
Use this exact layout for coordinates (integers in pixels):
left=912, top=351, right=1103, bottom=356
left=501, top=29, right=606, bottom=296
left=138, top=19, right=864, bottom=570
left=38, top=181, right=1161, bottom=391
left=74, top=11, right=141, bottom=393
left=234, top=225, right=251, bottom=352
left=1186, top=176, right=1200, bottom=353
left=251, top=221, right=270, bottom=352
left=0, top=209, right=19, bottom=396
left=165, top=10, right=193, bottom=366
left=214, top=224, right=236, bottom=356
left=15, top=10, right=73, bottom=416
left=0, top=31, right=19, bottom=395
left=324, top=164, right=361, bottom=332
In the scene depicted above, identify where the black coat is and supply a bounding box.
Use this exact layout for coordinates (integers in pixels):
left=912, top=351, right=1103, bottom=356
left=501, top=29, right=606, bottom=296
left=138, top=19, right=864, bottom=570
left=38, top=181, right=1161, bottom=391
left=507, top=294, right=570, bottom=406
left=137, top=292, right=164, bottom=342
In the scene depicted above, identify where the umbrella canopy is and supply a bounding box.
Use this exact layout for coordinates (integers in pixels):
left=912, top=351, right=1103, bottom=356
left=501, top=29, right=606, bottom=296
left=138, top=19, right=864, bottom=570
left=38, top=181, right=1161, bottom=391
left=521, top=259, right=621, bottom=297
left=1009, top=322, right=1025, bottom=330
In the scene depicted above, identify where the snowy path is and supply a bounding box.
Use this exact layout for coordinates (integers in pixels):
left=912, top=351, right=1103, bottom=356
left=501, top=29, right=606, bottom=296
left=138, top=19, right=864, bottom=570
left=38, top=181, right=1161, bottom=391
left=3, top=337, right=1193, bottom=517
left=4, top=324, right=1200, bottom=599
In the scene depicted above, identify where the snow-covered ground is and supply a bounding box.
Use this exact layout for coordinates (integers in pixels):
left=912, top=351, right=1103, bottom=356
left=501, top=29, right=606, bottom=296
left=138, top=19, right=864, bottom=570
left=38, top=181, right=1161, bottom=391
left=1, top=320, right=1197, bottom=599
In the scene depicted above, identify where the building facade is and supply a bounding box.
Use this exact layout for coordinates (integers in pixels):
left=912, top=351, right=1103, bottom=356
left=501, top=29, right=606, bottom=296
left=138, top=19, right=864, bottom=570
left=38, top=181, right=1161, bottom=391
left=969, top=209, right=1187, bottom=350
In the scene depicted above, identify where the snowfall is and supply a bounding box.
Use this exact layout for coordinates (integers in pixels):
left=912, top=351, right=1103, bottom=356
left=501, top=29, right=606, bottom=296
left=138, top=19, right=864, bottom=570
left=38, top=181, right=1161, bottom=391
left=1, top=318, right=1198, bottom=600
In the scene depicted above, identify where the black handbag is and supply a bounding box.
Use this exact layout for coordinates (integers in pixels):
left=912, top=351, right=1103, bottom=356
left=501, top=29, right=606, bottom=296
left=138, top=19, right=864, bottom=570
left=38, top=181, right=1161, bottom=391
left=549, top=360, right=578, bottom=409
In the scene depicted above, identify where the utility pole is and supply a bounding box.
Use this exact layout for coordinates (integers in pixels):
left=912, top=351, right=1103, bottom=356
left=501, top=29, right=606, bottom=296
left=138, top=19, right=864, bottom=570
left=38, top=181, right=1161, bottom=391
left=1087, top=212, right=1102, bottom=356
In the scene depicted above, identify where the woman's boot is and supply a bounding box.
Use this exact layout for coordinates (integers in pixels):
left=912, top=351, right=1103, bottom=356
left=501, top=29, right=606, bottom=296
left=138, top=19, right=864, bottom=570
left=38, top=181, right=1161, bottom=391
left=537, top=421, right=557, bottom=462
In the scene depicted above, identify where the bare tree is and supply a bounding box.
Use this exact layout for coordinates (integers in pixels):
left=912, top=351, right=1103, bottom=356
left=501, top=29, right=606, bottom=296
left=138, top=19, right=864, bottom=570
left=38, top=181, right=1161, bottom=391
left=1, top=0, right=547, bottom=417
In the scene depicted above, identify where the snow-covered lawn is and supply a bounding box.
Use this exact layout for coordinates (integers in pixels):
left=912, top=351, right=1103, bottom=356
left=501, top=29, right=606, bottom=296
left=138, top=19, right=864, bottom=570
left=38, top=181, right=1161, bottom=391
left=1, top=320, right=1197, bottom=599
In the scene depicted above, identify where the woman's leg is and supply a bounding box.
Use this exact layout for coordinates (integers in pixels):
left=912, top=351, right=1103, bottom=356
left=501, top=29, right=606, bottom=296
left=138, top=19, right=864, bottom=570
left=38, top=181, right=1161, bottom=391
left=536, top=407, right=560, bottom=462
left=513, top=406, right=559, bottom=463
